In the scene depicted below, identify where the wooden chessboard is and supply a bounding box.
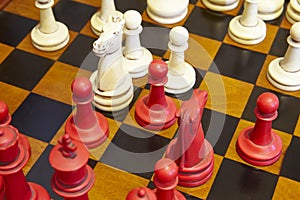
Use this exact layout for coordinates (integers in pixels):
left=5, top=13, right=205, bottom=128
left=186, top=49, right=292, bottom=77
left=1, top=0, right=300, bottom=199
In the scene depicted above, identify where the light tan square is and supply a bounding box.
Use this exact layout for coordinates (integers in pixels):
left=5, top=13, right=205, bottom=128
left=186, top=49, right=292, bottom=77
left=33, top=61, right=92, bottom=105
left=200, top=72, right=254, bottom=118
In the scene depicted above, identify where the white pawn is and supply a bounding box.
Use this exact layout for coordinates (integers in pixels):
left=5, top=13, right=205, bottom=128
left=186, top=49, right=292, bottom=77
left=122, top=10, right=153, bottom=78
left=165, top=26, right=195, bottom=94
left=201, top=0, right=239, bottom=12
left=146, top=0, right=189, bottom=24
left=286, top=0, right=300, bottom=24
left=31, top=0, right=69, bottom=51
left=90, top=0, right=123, bottom=36
left=267, top=22, right=300, bottom=91
left=258, top=0, right=284, bottom=21
left=228, top=0, right=266, bottom=45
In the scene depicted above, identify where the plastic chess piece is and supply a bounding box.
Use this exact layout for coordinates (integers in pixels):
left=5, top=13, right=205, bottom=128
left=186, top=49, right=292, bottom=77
left=165, top=26, right=195, bottom=94
left=90, top=0, right=123, bottom=36
left=0, top=125, right=50, bottom=200
left=258, top=0, right=284, bottom=21
left=267, top=22, right=300, bottom=91
left=228, top=0, right=266, bottom=45
left=201, top=0, right=239, bottom=12
left=65, top=77, right=109, bottom=149
left=286, top=0, right=300, bottom=24
left=146, top=0, right=189, bottom=24
left=165, top=90, right=214, bottom=187
left=31, top=0, right=69, bottom=51
left=126, top=187, right=157, bottom=200
left=90, top=15, right=134, bottom=112
left=49, top=134, right=95, bottom=199
left=123, top=10, right=153, bottom=78
left=153, top=158, right=186, bottom=200
left=135, top=60, right=177, bottom=130
left=0, top=100, right=11, bottom=126
left=236, top=92, right=282, bottom=166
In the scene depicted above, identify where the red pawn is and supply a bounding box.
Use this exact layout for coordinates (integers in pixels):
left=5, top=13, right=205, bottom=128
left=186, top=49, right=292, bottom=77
left=0, top=100, right=11, bottom=125
left=49, top=134, right=95, bottom=200
left=153, top=158, right=186, bottom=200
left=65, top=77, right=109, bottom=149
left=236, top=92, right=282, bottom=166
left=126, top=187, right=157, bottom=200
left=165, top=90, right=214, bottom=187
left=135, top=60, right=177, bottom=130
left=0, top=125, right=50, bottom=200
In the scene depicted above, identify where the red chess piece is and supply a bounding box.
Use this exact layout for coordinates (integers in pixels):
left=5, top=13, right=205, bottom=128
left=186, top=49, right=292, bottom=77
left=65, top=77, right=109, bottom=149
left=153, top=158, right=186, bottom=200
left=0, top=100, right=11, bottom=126
left=236, top=92, right=282, bottom=166
left=135, top=60, right=177, bottom=130
left=0, top=176, right=4, bottom=200
left=0, top=125, right=50, bottom=200
left=126, top=187, right=157, bottom=200
left=49, top=134, right=95, bottom=200
left=165, top=89, right=214, bottom=187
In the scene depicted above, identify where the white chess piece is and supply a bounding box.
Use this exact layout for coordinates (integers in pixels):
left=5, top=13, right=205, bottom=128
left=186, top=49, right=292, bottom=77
left=146, top=0, right=189, bottom=24
left=258, top=0, right=284, bottom=21
left=267, top=22, right=300, bottom=91
left=201, top=0, right=239, bottom=12
left=165, top=26, right=195, bottom=94
left=90, top=15, right=134, bottom=112
left=228, top=0, right=266, bottom=45
left=90, top=0, right=123, bottom=36
left=122, top=10, right=153, bottom=78
left=31, top=0, right=69, bottom=51
left=286, top=0, right=300, bottom=24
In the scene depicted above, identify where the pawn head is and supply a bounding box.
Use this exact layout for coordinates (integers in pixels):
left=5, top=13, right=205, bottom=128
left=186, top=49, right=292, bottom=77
left=0, top=101, right=9, bottom=122
left=290, top=22, right=300, bottom=42
left=169, top=26, right=189, bottom=46
left=71, top=77, right=92, bottom=99
left=154, top=158, right=178, bottom=188
left=148, top=60, right=168, bottom=86
left=256, top=92, right=279, bottom=115
left=124, top=10, right=142, bottom=30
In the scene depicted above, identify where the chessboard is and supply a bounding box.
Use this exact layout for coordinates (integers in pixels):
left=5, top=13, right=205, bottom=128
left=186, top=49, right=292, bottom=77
left=1, top=0, right=300, bottom=199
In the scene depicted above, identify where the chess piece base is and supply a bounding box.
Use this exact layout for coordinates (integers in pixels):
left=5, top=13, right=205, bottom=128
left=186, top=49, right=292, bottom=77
left=29, top=182, right=51, bottom=200
left=236, top=126, right=282, bottom=166
left=51, top=165, right=95, bottom=198
left=267, top=57, right=300, bottom=91
left=258, top=0, right=284, bottom=21
left=286, top=0, right=300, bottom=24
left=201, top=0, right=239, bottom=12
left=31, top=22, right=69, bottom=51
left=90, top=71, right=134, bottom=112
left=165, top=62, right=196, bottom=94
left=146, top=0, right=189, bottom=24
left=135, top=95, right=177, bottom=130
left=122, top=48, right=153, bottom=78
left=166, top=139, right=214, bottom=187
left=90, top=11, right=123, bottom=36
left=65, top=112, right=109, bottom=149
left=228, top=16, right=266, bottom=45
